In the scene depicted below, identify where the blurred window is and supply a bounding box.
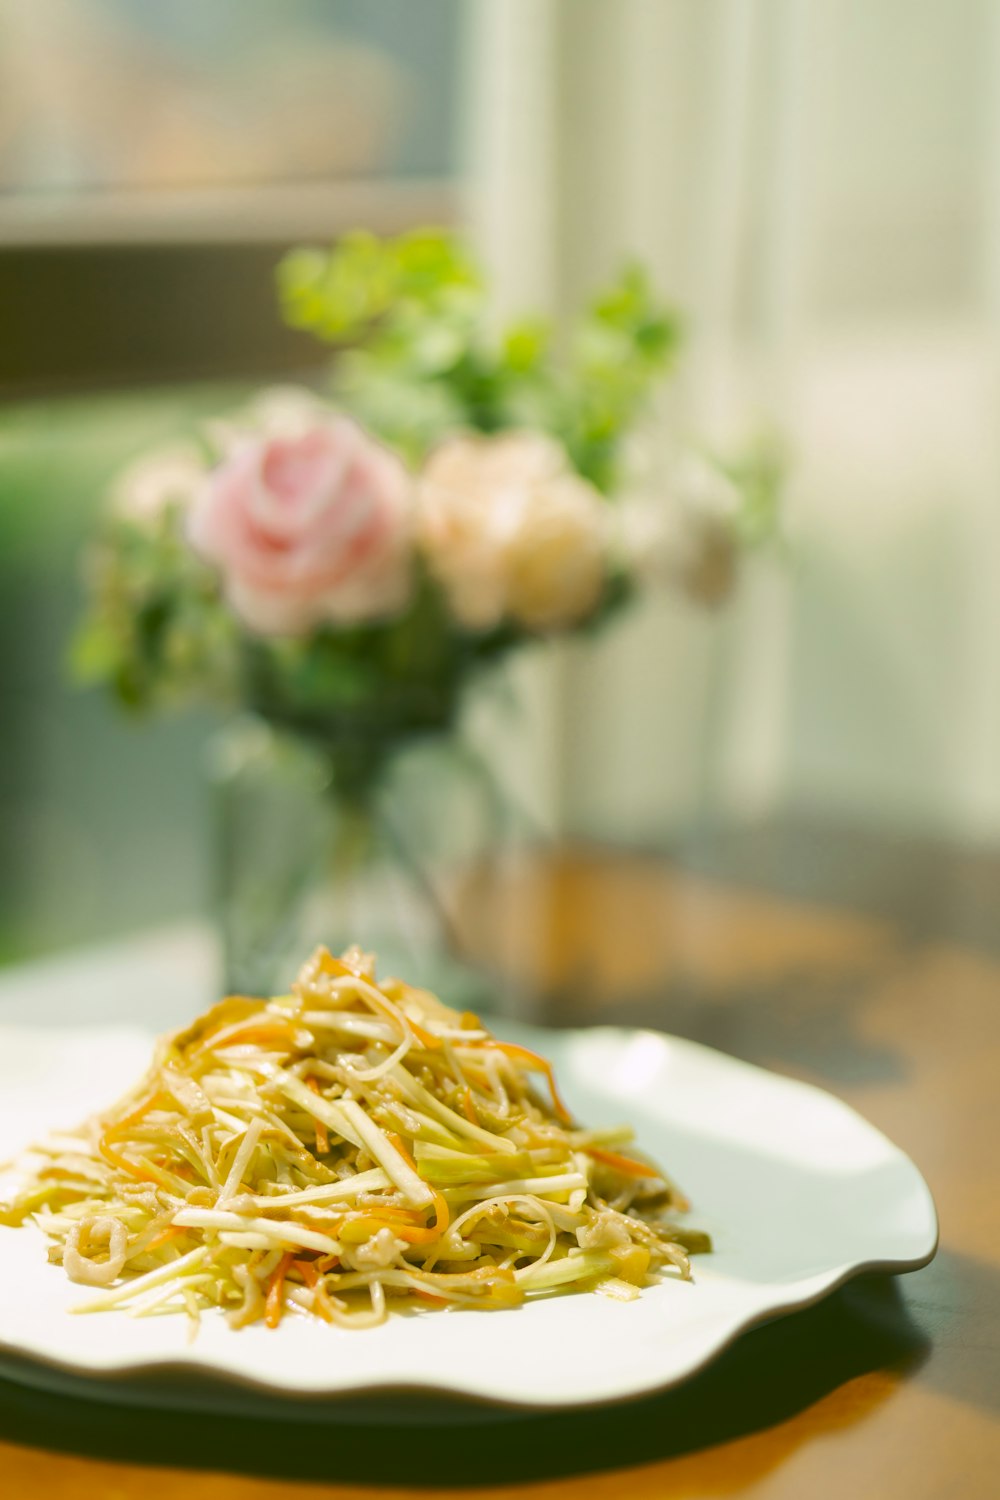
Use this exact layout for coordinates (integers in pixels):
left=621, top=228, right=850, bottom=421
left=0, top=0, right=460, bottom=200
left=0, top=0, right=464, bottom=392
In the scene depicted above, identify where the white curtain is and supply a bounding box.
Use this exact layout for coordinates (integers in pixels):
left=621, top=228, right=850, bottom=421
left=462, top=0, right=1000, bottom=842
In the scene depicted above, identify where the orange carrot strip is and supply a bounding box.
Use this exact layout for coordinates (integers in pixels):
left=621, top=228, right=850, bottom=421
left=265, top=1251, right=294, bottom=1329
left=203, top=1021, right=299, bottom=1051
left=318, top=953, right=441, bottom=1052
left=144, top=1225, right=186, bottom=1254
left=341, top=1215, right=401, bottom=1239
left=391, top=1198, right=450, bottom=1246
left=291, top=1258, right=319, bottom=1288
left=98, top=1137, right=162, bottom=1185
left=461, top=1087, right=479, bottom=1126
left=367, top=991, right=440, bottom=1052
left=384, top=1134, right=450, bottom=1244
left=316, top=948, right=357, bottom=979
left=114, top=1093, right=164, bottom=1129
left=393, top=984, right=447, bottom=1051
left=495, top=1043, right=573, bottom=1125
left=98, top=1093, right=168, bottom=1184
left=340, top=1210, right=445, bottom=1246
left=584, top=1145, right=662, bottom=1180
left=289, top=1216, right=344, bottom=1238
left=352, top=1203, right=421, bottom=1225
left=305, top=1077, right=330, bottom=1155
left=404, top=1015, right=442, bottom=1052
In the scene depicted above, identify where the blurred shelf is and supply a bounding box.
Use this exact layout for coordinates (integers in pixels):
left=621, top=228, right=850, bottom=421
left=0, top=176, right=458, bottom=250
left=0, top=177, right=460, bottom=396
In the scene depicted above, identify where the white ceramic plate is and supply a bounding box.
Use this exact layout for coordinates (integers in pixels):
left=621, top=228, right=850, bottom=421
left=0, top=1019, right=937, bottom=1414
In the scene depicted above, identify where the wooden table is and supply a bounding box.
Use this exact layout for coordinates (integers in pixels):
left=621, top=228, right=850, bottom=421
left=1, top=824, right=997, bottom=1498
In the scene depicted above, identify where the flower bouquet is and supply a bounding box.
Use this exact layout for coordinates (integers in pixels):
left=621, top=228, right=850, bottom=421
left=75, top=229, right=775, bottom=996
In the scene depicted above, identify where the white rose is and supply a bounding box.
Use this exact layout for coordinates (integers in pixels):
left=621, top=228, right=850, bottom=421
left=622, top=451, right=741, bottom=606
left=111, top=443, right=206, bottom=523
left=503, top=473, right=608, bottom=629
left=417, top=431, right=608, bottom=632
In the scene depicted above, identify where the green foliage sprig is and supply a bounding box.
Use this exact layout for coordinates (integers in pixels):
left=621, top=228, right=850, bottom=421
left=73, top=507, right=237, bottom=712
left=278, top=229, right=680, bottom=493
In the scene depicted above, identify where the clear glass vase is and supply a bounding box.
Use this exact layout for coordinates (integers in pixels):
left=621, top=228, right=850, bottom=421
left=208, top=715, right=508, bottom=1004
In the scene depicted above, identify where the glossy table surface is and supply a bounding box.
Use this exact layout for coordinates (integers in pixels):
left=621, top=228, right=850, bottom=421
left=0, top=823, right=997, bottom=1498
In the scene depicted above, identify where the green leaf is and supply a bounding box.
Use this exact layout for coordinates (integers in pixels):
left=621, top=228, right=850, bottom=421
left=501, top=319, right=551, bottom=373
left=719, top=437, right=786, bottom=549
left=277, top=230, right=684, bottom=484
left=277, top=228, right=483, bottom=350
left=69, top=616, right=120, bottom=684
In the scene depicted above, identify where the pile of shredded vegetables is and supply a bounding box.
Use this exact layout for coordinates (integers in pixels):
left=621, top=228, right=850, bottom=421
left=0, top=946, right=709, bottom=1331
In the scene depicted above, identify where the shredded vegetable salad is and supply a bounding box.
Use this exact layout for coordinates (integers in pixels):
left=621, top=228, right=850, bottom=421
left=0, top=946, right=709, bottom=1331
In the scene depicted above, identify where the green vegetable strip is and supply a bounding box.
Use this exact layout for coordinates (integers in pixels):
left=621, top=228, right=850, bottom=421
left=390, top=1067, right=520, bottom=1156
left=337, top=1098, right=433, bottom=1207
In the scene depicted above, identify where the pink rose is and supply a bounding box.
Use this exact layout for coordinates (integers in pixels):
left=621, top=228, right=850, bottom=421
left=189, top=414, right=412, bottom=636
